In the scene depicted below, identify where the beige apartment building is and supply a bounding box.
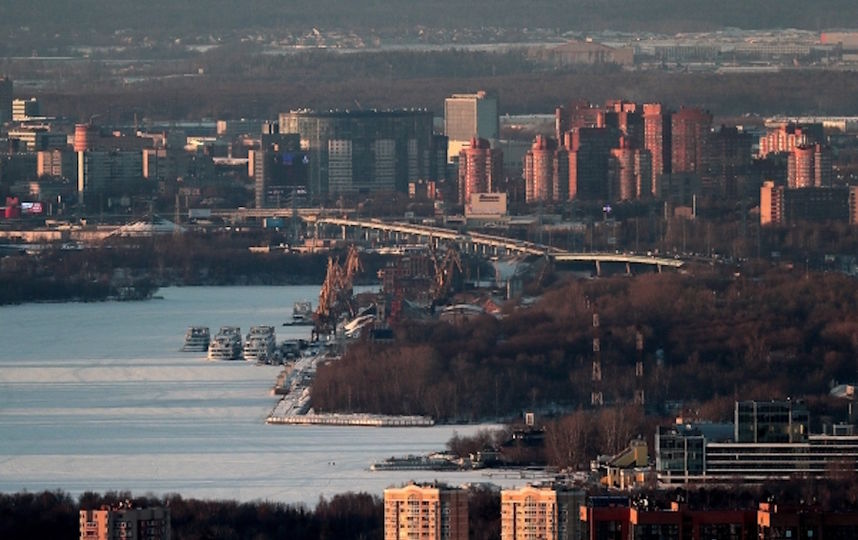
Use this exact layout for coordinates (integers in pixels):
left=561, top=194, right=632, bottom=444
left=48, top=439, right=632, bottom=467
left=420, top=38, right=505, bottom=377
left=384, top=483, right=469, bottom=540
left=501, top=485, right=585, bottom=540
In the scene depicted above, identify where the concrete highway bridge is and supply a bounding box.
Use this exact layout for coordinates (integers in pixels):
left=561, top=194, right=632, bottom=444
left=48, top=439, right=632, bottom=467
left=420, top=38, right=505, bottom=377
left=313, top=217, right=684, bottom=275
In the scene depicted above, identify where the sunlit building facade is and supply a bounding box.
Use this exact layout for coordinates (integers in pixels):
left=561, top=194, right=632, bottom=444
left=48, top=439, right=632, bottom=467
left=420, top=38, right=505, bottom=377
left=384, top=483, right=469, bottom=540
left=444, top=91, right=499, bottom=162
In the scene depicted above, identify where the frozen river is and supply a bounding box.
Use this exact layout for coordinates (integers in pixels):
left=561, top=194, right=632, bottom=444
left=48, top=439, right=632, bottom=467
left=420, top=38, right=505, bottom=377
left=0, top=286, right=507, bottom=504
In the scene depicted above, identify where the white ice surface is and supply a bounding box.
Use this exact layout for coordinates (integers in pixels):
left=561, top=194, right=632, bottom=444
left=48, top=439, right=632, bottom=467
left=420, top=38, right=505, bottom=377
left=0, top=286, right=515, bottom=503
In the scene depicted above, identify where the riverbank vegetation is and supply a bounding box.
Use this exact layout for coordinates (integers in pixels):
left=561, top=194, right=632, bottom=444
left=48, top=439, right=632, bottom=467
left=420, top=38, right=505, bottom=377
left=0, top=234, right=387, bottom=305
left=315, top=266, right=858, bottom=466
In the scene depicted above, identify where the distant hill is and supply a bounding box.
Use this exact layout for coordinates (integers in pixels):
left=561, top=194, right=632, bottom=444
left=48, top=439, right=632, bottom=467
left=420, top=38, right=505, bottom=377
left=1, top=0, right=856, bottom=38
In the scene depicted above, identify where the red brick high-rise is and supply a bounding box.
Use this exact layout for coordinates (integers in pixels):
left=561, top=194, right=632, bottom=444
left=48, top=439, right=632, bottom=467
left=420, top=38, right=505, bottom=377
left=524, top=135, right=568, bottom=202
left=610, top=137, right=653, bottom=201
left=601, top=100, right=643, bottom=149
left=555, top=100, right=603, bottom=140
left=671, top=107, right=712, bottom=175
left=787, top=143, right=832, bottom=188
left=643, top=103, right=672, bottom=197
left=457, top=136, right=503, bottom=204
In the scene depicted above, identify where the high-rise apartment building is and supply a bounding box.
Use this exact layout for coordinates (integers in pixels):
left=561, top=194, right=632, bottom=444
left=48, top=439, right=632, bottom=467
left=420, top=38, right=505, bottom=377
left=760, top=180, right=857, bottom=226
left=524, top=135, right=568, bottom=202
left=0, top=76, right=12, bottom=125
left=457, top=136, right=503, bottom=205
left=554, top=100, right=603, bottom=140
left=384, top=483, right=469, bottom=540
left=444, top=91, right=499, bottom=162
left=279, top=109, right=435, bottom=197
left=671, top=107, right=712, bottom=174
left=758, top=123, right=824, bottom=158
left=643, top=103, right=672, bottom=197
left=700, top=126, right=753, bottom=199
left=608, top=138, right=652, bottom=201
left=787, top=144, right=832, bottom=188
left=501, top=486, right=585, bottom=540
left=80, top=505, right=170, bottom=540
left=601, top=100, right=643, bottom=149
left=566, top=127, right=620, bottom=201
left=760, top=181, right=785, bottom=225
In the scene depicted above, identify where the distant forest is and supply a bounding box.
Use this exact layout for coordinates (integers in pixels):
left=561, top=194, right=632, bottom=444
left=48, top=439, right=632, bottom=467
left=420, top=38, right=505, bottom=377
left=2, top=0, right=856, bottom=36
left=30, top=63, right=858, bottom=122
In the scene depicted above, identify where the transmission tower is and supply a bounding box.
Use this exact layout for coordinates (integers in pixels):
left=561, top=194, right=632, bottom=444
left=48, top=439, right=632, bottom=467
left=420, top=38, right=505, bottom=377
left=634, top=327, right=645, bottom=406
left=591, top=311, right=603, bottom=406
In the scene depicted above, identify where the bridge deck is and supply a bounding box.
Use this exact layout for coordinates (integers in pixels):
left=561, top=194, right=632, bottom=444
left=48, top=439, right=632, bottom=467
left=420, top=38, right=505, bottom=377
left=315, top=217, right=684, bottom=269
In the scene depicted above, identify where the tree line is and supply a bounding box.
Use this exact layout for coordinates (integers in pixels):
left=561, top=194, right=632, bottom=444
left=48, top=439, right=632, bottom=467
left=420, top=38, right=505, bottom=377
left=314, top=266, right=858, bottom=450
left=0, top=488, right=502, bottom=540
left=0, top=234, right=390, bottom=304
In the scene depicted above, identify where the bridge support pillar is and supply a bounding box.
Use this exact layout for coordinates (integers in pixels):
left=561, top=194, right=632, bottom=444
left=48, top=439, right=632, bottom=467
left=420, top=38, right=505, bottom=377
left=657, top=264, right=662, bottom=274
left=341, top=225, right=347, bottom=240
left=626, top=262, right=631, bottom=275
left=595, top=260, right=601, bottom=277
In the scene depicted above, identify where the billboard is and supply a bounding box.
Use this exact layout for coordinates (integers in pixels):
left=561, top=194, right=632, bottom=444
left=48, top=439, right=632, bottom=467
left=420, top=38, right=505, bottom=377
left=20, top=202, right=44, bottom=215
left=465, top=192, right=507, bottom=218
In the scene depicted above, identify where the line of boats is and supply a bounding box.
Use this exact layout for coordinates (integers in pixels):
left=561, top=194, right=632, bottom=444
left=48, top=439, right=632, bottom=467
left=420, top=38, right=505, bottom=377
left=180, top=301, right=316, bottom=362
left=181, top=324, right=308, bottom=363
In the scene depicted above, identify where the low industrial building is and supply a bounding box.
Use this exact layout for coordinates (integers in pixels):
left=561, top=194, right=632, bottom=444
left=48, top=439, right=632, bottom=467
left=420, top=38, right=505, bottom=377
left=656, top=400, right=858, bottom=484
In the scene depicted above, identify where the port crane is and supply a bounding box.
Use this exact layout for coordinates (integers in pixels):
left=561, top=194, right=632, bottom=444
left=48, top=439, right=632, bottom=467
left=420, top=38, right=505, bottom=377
left=314, top=245, right=362, bottom=335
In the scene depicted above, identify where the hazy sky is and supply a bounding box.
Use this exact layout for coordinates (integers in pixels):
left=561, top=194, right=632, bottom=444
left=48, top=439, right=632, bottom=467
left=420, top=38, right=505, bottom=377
left=2, top=0, right=855, bottom=37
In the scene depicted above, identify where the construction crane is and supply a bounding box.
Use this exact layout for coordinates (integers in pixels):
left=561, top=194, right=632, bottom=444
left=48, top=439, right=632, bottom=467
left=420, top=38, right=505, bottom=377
left=314, top=245, right=362, bottom=335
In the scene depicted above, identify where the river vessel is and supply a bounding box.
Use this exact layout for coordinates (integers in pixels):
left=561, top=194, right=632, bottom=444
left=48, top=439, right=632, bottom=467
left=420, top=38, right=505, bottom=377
left=180, top=326, right=210, bottom=352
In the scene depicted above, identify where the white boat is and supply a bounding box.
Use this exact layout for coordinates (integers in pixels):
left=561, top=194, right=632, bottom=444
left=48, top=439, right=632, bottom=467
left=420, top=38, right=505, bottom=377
left=285, top=301, right=314, bottom=326
left=207, top=326, right=243, bottom=361
left=243, top=325, right=279, bottom=363
left=181, top=326, right=210, bottom=352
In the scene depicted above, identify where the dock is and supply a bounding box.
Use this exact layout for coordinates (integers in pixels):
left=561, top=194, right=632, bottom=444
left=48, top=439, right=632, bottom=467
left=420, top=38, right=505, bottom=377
left=266, top=412, right=435, bottom=427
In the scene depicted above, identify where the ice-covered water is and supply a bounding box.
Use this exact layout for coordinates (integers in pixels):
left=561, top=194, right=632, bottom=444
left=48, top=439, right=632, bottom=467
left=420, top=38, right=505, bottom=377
left=0, top=286, right=507, bottom=503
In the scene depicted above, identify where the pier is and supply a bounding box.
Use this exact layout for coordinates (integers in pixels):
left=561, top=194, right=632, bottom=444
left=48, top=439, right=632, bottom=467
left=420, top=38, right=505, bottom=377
left=266, top=412, right=435, bottom=427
